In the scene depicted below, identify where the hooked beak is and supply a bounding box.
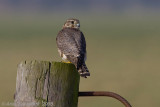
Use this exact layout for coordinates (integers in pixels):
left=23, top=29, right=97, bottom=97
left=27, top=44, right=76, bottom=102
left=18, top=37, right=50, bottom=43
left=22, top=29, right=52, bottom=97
left=77, top=23, right=80, bottom=27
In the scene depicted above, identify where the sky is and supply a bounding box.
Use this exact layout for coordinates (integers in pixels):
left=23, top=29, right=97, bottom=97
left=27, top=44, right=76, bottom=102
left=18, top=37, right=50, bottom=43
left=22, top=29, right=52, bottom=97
left=0, top=0, right=160, bottom=14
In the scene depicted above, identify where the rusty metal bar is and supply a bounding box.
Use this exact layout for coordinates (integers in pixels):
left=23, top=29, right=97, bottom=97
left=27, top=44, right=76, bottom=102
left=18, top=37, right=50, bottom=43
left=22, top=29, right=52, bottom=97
left=78, top=91, right=132, bottom=107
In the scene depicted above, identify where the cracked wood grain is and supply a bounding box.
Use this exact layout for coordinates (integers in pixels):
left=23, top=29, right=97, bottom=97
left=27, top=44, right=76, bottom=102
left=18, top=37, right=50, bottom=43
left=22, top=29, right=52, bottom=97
left=14, top=60, right=80, bottom=107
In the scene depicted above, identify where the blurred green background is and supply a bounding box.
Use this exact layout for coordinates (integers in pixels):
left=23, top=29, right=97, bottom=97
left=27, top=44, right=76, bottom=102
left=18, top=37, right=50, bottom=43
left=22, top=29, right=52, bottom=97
left=0, top=1, right=160, bottom=107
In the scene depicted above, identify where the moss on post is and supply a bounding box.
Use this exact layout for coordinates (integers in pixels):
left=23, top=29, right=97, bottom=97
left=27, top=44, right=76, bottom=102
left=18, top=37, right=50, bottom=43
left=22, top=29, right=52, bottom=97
left=14, top=60, right=80, bottom=107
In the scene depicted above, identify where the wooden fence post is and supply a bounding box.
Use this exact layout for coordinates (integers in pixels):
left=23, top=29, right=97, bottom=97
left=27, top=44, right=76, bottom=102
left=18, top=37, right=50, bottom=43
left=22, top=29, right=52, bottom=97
left=14, top=60, right=80, bottom=107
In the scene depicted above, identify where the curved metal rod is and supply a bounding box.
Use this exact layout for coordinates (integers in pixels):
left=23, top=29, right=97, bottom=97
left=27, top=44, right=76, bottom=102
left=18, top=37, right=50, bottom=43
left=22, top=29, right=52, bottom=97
left=78, top=91, right=132, bottom=107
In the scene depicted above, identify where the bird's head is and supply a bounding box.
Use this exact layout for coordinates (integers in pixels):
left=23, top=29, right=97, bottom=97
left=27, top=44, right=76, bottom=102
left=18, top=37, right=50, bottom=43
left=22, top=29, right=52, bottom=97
left=63, top=18, right=80, bottom=29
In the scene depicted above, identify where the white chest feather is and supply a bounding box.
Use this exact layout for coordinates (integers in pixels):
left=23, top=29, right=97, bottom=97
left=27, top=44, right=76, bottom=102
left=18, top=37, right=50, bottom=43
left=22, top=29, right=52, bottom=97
left=62, top=54, right=68, bottom=61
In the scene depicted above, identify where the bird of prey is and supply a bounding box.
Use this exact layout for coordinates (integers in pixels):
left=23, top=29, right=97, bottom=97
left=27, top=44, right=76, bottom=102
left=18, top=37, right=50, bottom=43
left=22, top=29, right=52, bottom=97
left=56, top=18, right=90, bottom=78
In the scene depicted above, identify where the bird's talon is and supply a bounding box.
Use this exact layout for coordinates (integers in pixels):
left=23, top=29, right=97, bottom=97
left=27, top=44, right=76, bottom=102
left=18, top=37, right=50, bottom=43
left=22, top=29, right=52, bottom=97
left=63, top=61, right=72, bottom=64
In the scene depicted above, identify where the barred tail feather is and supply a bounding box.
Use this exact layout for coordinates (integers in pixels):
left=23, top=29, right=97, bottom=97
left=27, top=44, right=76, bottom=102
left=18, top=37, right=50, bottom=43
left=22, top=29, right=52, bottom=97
left=78, top=63, right=90, bottom=78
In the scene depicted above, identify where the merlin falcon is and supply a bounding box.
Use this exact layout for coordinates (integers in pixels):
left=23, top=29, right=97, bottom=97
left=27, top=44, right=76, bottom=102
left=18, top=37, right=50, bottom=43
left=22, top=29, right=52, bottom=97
left=56, top=18, right=90, bottom=78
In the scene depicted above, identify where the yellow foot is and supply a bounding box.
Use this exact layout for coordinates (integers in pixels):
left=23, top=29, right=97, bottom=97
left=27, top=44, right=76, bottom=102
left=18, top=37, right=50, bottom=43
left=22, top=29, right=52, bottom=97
left=61, top=61, right=72, bottom=63
left=65, top=61, right=72, bottom=63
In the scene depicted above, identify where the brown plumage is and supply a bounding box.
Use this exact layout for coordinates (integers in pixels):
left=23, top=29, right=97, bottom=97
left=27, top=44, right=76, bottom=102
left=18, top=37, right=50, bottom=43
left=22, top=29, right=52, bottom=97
left=56, top=18, right=90, bottom=78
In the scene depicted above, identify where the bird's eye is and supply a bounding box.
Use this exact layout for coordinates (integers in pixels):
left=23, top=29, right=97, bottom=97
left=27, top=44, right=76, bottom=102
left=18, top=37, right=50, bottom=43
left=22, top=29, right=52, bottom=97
left=71, top=21, right=74, bottom=24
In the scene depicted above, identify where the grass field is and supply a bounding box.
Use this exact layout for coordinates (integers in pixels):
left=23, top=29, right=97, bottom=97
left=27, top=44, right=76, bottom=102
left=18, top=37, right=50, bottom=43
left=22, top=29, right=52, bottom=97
left=0, top=14, right=160, bottom=107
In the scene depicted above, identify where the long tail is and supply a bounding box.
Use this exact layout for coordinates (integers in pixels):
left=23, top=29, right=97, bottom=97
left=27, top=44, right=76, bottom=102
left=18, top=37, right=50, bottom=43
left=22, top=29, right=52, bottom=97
left=66, top=55, right=90, bottom=78
left=78, top=63, right=90, bottom=78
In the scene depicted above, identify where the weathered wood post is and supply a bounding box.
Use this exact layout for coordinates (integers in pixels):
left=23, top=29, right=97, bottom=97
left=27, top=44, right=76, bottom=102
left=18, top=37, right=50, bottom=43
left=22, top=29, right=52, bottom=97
left=14, top=60, right=80, bottom=107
